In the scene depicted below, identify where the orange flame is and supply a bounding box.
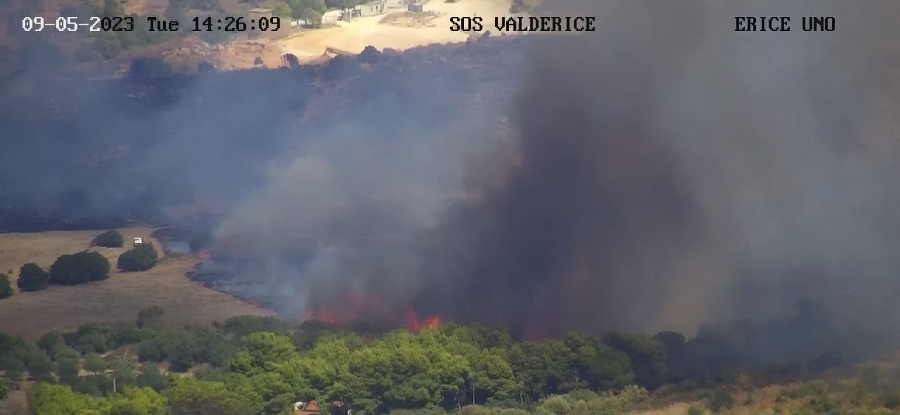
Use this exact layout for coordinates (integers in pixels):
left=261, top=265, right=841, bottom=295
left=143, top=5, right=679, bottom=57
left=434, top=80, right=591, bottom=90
left=404, top=307, right=443, bottom=332
left=302, top=290, right=444, bottom=332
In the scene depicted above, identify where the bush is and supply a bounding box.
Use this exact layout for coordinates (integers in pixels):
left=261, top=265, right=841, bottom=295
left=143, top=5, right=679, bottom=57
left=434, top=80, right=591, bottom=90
left=138, top=339, right=166, bottom=362
left=253, top=56, right=263, bottom=65
left=198, top=61, right=216, bottom=72
left=707, top=391, right=734, bottom=413
left=0, top=378, right=12, bottom=400
left=49, top=252, right=110, bottom=285
left=27, top=352, right=56, bottom=383
left=0, top=273, right=12, bottom=299
left=18, top=263, right=50, bottom=292
left=93, top=230, right=124, bottom=248
left=74, top=44, right=103, bottom=62
left=118, top=244, right=159, bottom=272
left=129, top=56, right=173, bottom=79
left=36, top=332, right=65, bottom=355
left=137, top=306, right=165, bottom=328
left=687, top=406, right=705, bottom=415
left=884, top=393, right=900, bottom=409
left=64, top=324, right=132, bottom=354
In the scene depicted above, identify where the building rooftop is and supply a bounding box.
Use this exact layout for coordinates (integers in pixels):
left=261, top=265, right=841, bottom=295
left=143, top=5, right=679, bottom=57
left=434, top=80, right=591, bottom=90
left=248, top=8, right=273, bottom=13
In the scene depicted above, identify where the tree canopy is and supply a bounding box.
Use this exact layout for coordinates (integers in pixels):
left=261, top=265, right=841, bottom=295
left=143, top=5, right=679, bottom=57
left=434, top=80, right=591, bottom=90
left=49, top=252, right=110, bottom=285
left=18, top=262, right=50, bottom=292
left=0, top=302, right=887, bottom=415
left=118, top=244, right=159, bottom=272
left=93, top=230, right=125, bottom=248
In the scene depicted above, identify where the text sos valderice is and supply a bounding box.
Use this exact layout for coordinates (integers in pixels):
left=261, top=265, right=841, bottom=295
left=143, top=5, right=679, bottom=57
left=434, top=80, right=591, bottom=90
left=450, top=16, right=596, bottom=33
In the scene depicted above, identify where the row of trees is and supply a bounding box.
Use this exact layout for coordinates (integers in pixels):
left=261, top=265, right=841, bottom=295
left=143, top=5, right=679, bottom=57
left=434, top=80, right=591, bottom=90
left=0, top=301, right=882, bottom=415
left=0, top=231, right=159, bottom=299
left=0, top=253, right=109, bottom=297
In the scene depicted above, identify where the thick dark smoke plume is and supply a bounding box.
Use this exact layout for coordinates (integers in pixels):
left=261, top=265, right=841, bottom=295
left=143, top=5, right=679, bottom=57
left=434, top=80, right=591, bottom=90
left=216, top=0, right=900, bottom=337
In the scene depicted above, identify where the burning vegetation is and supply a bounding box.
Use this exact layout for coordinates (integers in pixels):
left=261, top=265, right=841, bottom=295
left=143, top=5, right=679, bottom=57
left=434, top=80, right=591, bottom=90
left=302, top=289, right=444, bottom=333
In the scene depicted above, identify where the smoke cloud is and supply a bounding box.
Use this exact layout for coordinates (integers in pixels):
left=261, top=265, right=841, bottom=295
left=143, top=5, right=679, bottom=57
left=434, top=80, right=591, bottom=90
left=214, top=0, right=900, bottom=337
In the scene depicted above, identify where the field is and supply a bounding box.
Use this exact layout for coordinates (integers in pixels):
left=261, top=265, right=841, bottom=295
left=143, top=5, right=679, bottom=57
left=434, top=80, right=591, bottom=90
left=0, top=227, right=274, bottom=339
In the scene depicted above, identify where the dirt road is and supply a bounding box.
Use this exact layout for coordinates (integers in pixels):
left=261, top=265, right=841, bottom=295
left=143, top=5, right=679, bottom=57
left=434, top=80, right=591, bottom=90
left=278, top=0, right=521, bottom=60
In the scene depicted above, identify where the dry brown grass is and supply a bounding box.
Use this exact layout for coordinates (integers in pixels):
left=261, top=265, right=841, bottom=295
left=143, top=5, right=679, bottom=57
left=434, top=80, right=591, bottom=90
left=0, top=227, right=274, bottom=339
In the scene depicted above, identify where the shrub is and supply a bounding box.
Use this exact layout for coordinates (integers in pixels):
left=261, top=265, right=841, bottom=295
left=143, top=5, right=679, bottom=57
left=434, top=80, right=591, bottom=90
left=0, top=273, right=12, bottom=299
left=27, top=352, right=56, bottom=383
left=137, top=306, right=165, bottom=328
left=93, top=230, right=124, bottom=248
left=687, top=406, right=704, bottom=415
left=198, top=61, right=216, bottom=72
left=18, top=263, right=50, bottom=292
left=83, top=353, right=106, bottom=374
left=862, top=362, right=882, bottom=391
left=707, top=391, right=734, bottom=413
left=138, top=339, right=166, bottom=362
left=74, top=44, right=103, bottom=62
left=253, top=56, right=263, bottom=65
left=118, top=244, right=159, bottom=272
left=49, top=252, right=110, bottom=285
left=1, top=356, right=26, bottom=380
left=137, top=362, right=167, bottom=391
left=36, top=332, right=65, bottom=355
left=129, top=56, right=173, bottom=79
left=884, top=393, right=900, bottom=409
left=0, top=378, right=12, bottom=400
left=64, top=324, right=132, bottom=354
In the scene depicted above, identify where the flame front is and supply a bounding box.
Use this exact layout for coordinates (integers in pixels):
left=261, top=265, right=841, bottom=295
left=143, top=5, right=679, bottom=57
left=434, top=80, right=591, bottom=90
left=303, top=290, right=443, bottom=332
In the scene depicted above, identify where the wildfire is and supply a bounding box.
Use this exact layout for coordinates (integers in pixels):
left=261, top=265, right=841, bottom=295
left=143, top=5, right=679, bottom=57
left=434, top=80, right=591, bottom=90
left=404, top=307, right=443, bottom=332
left=303, top=290, right=444, bottom=332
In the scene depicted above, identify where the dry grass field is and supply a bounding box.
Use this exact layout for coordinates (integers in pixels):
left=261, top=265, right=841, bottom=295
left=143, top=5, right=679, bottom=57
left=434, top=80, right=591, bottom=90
left=0, top=227, right=274, bottom=339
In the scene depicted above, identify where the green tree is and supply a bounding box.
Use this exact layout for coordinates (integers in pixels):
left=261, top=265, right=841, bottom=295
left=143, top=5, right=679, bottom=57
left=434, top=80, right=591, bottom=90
left=0, top=273, right=12, bottom=299
left=118, top=244, right=159, bottom=272
left=232, top=332, right=298, bottom=375
left=272, top=1, right=292, bottom=18
left=49, top=252, right=111, bottom=285
left=27, top=351, right=57, bottom=383
left=508, top=340, right=571, bottom=399
left=1, top=356, right=26, bottom=381
left=37, top=332, right=65, bottom=355
left=167, top=377, right=255, bottom=415
left=288, top=0, right=326, bottom=19
left=111, top=356, right=139, bottom=387
left=861, top=361, right=881, bottom=391
left=603, top=332, right=668, bottom=390
left=303, top=8, right=323, bottom=28
left=56, top=354, right=81, bottom=379
left=101, top=0, right=125, bottom=17
left=137, top=362, right=167, bottom=391
left=129, top=57, right=174, bottom=79
left=108, top=386, right=169, bottom=415
left=28, top=383, right=100, bottom=415
left=94, top=230, right=125, bottom=247
left=138, top=339, right=166, bottom=362
left=84, top=353, right=107, bottom=375
left=0, top=378, right=12, bottom=400
left=18, top=262, right=50, bottom=291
